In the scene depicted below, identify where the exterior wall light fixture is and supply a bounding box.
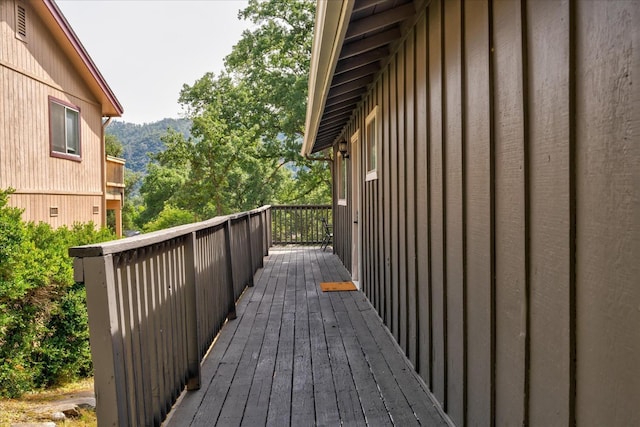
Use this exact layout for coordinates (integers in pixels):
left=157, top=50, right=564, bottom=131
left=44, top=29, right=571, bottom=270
left=338, top=140, right=349, bottom=158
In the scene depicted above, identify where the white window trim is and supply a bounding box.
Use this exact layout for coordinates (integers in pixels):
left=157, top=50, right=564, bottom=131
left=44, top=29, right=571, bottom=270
left=337, top=151, right=348, bottom=206
left=365, top=105, right=379, bottom=181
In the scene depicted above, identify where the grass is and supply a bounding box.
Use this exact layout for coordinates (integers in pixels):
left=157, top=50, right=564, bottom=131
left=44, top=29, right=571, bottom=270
left=0, top=378, right=96, bottom=426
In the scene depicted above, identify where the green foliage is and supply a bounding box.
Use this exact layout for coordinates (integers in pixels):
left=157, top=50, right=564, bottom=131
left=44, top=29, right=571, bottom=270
left=106, top=118, right=191, bottom=175
left=224, top=0, right=315, bottom=142
left=275, top=164, right=332, bottom=204
left=138, top=161, right=189, bottom=225
left=224, top=0, right=332, bottom=204
left=118, top=0, right=330, bottom=232
left=104, top=133, right=124, bottom=158
left=122, top=168, right=144, bottom=231
left=162, top=76, right=288, bottom=216
left=143, top=205, right=196, bottom=233
left=0, top=189, right=114, bottom=397
left=135, top=0, right=329, bottom=230
left=0, top=189, right=25, bottom=288
left=36, top=284, right=92, bottom=385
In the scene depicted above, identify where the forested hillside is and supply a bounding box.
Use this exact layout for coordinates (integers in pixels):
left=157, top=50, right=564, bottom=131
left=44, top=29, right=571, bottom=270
left=106, top=118, right=191, bottom=174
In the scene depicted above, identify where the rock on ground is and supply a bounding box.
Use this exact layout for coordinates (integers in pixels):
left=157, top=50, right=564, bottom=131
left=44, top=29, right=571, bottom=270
left=33, top=394, right=96, bottom=421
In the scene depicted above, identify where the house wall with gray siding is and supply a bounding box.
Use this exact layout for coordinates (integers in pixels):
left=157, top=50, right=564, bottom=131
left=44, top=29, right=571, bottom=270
left=332, top=0, right=638, bottom=425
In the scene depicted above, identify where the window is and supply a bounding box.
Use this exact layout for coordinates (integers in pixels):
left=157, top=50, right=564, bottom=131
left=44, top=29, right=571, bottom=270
left=49, top=97, right=81, bottom=160
left=15, top=1, right=26, bottom=41
left=365, top=106, right=379, bottom=181
left=338, top=152, right=347, bottom=205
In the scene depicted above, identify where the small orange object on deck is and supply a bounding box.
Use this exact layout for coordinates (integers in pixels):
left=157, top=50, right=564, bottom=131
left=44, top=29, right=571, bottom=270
left=320, top=281, right=357, bottom=292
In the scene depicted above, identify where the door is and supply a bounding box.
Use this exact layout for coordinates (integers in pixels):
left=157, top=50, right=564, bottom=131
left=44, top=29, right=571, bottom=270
left=351, top=130, right=362, bottom=285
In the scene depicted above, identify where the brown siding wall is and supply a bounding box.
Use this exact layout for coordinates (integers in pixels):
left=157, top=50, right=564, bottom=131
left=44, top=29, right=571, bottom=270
left=492, top=1, right=527, bottom=424
left=331, top=0, right=639, bottom=424
left=574, top=1, right=639, bottom=425
left=333, top=146, right=352, bottom=268
left=0, top=0, right=105, bottom=227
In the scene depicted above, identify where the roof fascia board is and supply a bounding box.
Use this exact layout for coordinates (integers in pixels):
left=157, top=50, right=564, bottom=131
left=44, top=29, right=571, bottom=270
left=35, top=0, right=123, bottom=116
left=302, top=0, right=355, bottom=156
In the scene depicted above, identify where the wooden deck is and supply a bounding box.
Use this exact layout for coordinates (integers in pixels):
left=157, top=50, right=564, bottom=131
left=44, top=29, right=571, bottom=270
left=165, top=247, right=447, bottom=426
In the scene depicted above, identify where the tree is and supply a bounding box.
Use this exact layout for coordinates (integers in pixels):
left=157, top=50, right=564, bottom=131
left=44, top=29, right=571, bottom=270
left=143, top=205, right=196, bottom=233
left=136, top=0, right=330, bottom=230
left=138, top=161, right=189, bottom=226
left=122, top=169, right=143, bottom=231
left=170, top=76, right=292, bottom=217
left=224, top=0, right=314, bottom=145
left=104, top=133, right=123, bottom=157
left=225, top=0, right=332, bottom=204
left=178, top=0, right=330, bottom=203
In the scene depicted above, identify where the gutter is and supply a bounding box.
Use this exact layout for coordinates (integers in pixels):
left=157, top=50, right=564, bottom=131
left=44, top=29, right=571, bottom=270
left=103, top=117, right=113, bottom=129
left=305, top=153, right=332, bottom=163
left=101, top=117, right=114, bottom=229
left=301, top=0, right=354, bottom=157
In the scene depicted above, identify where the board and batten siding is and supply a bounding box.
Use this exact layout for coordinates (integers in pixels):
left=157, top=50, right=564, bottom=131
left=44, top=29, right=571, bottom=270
left=1, top=0, right=106, bottom=226
left=331, top=0, right=639, bottom=425
left=333, top=150, right=352, bottom=270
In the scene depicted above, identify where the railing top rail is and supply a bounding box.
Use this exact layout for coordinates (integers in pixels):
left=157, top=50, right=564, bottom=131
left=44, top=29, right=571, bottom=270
left=106, top=155, right=126, bottom=164
left=271, top=204, right=331, bottom=209
left=69, top=205, right=271, bottom=258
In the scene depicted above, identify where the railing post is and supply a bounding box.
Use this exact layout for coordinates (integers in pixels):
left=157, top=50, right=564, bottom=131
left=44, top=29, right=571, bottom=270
left=265, top=209, right=270, bottom=251
left=268, top=208, right=272, bottom=248
left=184, top=232, right=201, bottom=390
left=245, top=213, right=254, bottom=287
left=224, top=218, right=237, bottom=320
left=77, top=255, right=129, bottom=426
left=258, top=211, right=265, bottom=265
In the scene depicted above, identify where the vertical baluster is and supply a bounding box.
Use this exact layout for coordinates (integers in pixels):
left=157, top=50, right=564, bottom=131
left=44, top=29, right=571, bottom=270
left=277, top=207, right=281, bottom=244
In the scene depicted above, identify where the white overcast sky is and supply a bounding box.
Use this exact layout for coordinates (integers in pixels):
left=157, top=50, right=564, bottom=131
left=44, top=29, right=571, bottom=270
left=56, top=1, right=251, bottom=124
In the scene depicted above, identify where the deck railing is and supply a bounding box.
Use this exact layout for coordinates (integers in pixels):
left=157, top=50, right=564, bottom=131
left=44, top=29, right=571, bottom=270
left=271, top=204, right=331, bottom=245
left=69, top=206, right=271, bottom=426
left=106, top=155, right=126, bottom=188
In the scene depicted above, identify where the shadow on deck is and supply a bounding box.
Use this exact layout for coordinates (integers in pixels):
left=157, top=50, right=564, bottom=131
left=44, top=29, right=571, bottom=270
left=165, top=247, right=447, bottom=426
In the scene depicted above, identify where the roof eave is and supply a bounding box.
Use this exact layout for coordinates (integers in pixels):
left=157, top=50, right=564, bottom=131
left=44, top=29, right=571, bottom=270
left=35, top=0, right=123, bottom=117
left=301, top=0, right=354, bottom=156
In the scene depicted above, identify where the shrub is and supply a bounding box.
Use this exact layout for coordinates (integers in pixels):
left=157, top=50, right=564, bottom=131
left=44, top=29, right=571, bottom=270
left=143, top=204, right=196, bottom=232
left=0, top=189, right=115, bottom=397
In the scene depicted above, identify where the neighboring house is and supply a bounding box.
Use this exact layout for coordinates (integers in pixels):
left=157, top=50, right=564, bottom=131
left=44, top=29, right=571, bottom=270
left=0, top=0, right=125, bottom=235
left=303, top=0, right=638, bottom=426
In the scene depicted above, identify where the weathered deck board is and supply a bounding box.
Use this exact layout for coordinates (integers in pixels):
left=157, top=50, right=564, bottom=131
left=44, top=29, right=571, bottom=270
left=166, top=247, right=447, bottom=426
left=241, top=251, right=287, bottom=426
